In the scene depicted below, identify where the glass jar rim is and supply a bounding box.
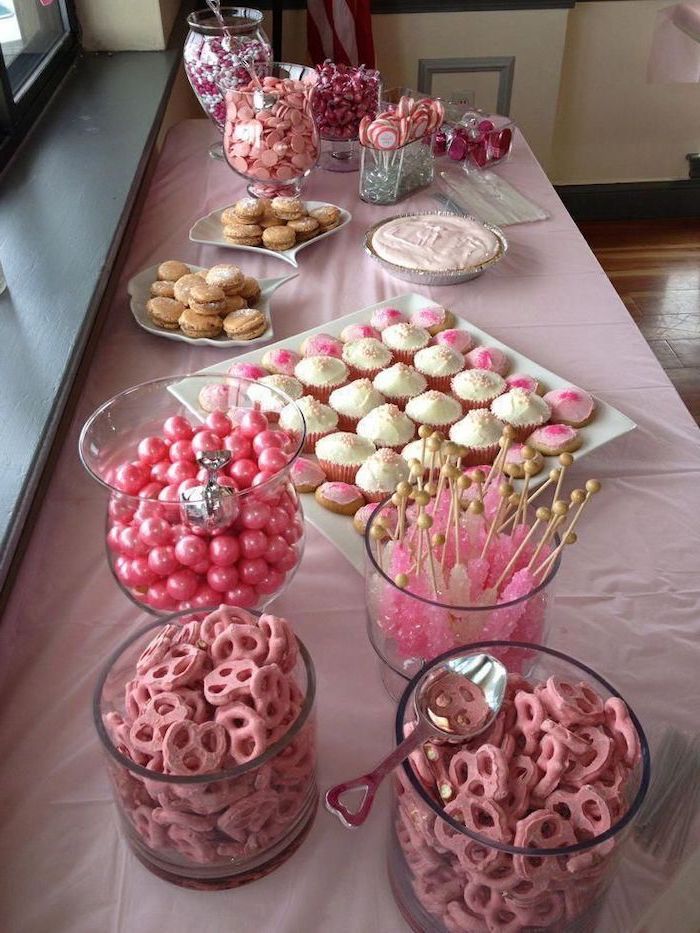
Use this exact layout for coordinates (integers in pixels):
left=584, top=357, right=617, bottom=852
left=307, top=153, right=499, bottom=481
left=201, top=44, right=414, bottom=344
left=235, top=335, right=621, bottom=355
left=364, top=494, right=561, bottom=612
left=78, top=372, right=307, bottom=503
left=93, top=607, right=316, bottom=785
left=394, top=640, right=651, bottom=857
left=187, top=7, right=264, bottom=35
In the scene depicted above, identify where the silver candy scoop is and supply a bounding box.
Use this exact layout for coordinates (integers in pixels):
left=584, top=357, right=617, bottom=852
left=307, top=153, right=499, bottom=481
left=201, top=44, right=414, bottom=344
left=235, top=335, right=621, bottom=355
left=180, top=449, right=238, bottom=533
left=325, top=653, right=507, bottom=828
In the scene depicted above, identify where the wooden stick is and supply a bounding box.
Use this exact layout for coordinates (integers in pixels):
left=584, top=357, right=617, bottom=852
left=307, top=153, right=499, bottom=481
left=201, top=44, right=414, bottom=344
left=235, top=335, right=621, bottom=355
left=526, top=500, right=569, bottom=570
left=534, top=479, right=600, bottom=577
left=494, top=507, right=550, bottom=591
left=484, top=428, right=514, bottom=492
left=500, top=468, right=559, bottom=534
left=551, top=452, right=573, bottom=507
left=480, top=483, right=513, bottom=558
left=533, top=530, right=577, bottom=580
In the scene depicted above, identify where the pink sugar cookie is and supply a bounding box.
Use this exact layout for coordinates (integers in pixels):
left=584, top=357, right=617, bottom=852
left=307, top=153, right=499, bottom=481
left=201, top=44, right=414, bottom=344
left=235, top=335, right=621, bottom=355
left=340, top=323, right=381, bottom=343
left=227, top=361, right=268, bottom=383
left=433, top=328, right=474, bottom=353
left=410, top=304, right=452, bottom=335
left=527, top=423, right=582, bottom=455
left=370, top=307, right=406, bottom=331
left=299, top=332, right=344, bottom=358
left=262, top=347, right=301, bottom=376
left=506, top=373, right=540, bottom=394
left=290, top=456, right=326, bottom=493
left=543, top=386, right=595, bottom=427
left=466, top=346, right=509, bottom=375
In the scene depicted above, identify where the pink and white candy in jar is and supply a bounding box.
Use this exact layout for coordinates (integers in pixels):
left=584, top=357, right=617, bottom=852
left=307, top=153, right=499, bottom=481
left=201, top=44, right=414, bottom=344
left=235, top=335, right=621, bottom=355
left=184, top=7, right=271, bottom=134
left=95, top=606, right=317, bottom=888
left=222, top=62, right=320, bottom=198
left=79, top=374, right=306, bottom=615
left=312, top=60, right=381, bottom=172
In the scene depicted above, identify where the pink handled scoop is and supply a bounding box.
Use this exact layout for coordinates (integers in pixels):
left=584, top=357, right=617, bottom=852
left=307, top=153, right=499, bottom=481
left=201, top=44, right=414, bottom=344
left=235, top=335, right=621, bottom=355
left=325, top=653, right=507, bottom=828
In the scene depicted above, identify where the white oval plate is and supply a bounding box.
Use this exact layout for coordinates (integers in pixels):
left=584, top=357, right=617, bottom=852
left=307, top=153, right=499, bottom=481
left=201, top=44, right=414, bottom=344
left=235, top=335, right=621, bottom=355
left=188, top=200, right=352, bottom=268
left=128, top=264, right=296, bottom=348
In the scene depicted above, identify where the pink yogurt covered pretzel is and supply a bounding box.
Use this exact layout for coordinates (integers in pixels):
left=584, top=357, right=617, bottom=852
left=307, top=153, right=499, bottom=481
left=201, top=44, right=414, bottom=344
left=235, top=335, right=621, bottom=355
left=395, top=671, right=642, bottom=932
left=102, top=606, right=315, bottom=870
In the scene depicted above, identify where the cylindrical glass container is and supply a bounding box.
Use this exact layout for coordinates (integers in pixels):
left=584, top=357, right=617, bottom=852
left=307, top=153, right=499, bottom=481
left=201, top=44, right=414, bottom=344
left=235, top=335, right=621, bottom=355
left=312, top=62, right=381, bottom=173
left=95, top=608, right=318, bottom=889
left=390, top=642, right=651, bottom=932
left=359, top=133, right=435, bottom=205
left=222, top=62, right=319, bottom=199
left=365, top=500, right=560, bottom=697
left=184, top=7, right=271, bottom=158
left=79, top=374, right=306, bottom=616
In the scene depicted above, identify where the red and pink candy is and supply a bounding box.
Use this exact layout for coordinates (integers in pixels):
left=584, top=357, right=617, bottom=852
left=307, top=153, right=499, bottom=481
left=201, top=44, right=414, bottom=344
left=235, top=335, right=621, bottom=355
left=105, top=607, right=315, bottom=868
left=396, top=671, right=641, bottom=931
left=109, top=411, right=303, bottom=613
left=312, top=61, right=380, bottom=141
left=441, top=113, right=513, bottom=168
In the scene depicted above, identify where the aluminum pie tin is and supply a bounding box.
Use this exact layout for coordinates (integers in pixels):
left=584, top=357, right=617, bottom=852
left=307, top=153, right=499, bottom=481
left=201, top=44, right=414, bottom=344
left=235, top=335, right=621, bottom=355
left=363, top=211, right=508, bottom=286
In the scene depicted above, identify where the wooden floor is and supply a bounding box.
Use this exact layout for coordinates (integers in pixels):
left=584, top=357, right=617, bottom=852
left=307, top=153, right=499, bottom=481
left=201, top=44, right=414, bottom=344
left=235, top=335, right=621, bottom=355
left=579, top=219, right=700, bottom=423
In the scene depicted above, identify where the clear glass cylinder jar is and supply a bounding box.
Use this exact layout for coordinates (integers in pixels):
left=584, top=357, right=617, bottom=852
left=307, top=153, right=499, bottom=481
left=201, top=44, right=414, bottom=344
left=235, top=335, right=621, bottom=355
left=184, top=7, right=271, bottom=132
left=312, top=63, right=381, bottom=173
left=79, top=374, right=306, bottom=616
left=390, top=642, right=650, bottom=932
left=365, top=500, right=560, bottom=697
left=359, top=134, right=435, bottom=206
left=222, top=62, right=320, bottom=199
left=95, top=608, right=318, bottom=888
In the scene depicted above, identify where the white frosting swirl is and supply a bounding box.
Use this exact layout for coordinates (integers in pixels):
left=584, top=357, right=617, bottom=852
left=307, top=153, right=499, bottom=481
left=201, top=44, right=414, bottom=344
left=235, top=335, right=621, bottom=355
left=355, top=449, right=410, bottom=493
left=373, top=363, right=427, bottom=399
left=449, top=409, right=504, bottom=447
left=356, top=404, right=416, bottom=447
left=329, top=379, right=385, bottom=417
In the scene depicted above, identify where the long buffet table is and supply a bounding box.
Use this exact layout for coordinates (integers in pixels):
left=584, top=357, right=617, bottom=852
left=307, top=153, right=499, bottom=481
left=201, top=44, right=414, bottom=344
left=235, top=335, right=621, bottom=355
left=1, top=119, right=699, bottom=932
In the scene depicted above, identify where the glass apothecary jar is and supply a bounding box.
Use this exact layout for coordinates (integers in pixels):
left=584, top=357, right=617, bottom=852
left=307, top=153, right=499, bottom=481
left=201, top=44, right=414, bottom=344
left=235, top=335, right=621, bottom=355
left=184, top=6, right=272, bottom=159
left=79, top=374, right=306, bottom=616
left=95, top=607, right=318, bottom=888
left=359, top=133, right=435, bottom=206
left=390, top=642, right=650, bottom=932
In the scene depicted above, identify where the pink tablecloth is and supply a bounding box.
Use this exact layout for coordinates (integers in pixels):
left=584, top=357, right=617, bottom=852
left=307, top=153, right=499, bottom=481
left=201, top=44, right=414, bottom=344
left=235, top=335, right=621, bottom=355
left=1, top=120, right=699, bottom=933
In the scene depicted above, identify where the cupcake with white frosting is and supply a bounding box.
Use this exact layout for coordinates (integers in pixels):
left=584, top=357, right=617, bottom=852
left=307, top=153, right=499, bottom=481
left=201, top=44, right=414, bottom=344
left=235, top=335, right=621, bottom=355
left=342, top=337, right=393, bottom=380
left=404, top=390, right=462, bottom=434
left=356, top=403, right=416, bottom=452
left=373, top=363, right=427, bottom=409
left=294, top=355, right=348, bottom=403
left=247, top=374, right=303, bottom=417
left=449, top=409, right=504, bottom=465
left=315, top=432, right=377, bottom=483
left=490, top=388, right=551, bottom=441
left=381, top=322, right=431, bottom=364
left=279, top=395, right=338, bottom=453
left=413, top=345, right=465, bottom=392
left=329, top=378, right=385, bottom=432
left=451, top=368, right=506, bottom=412
left=355, top=448, right=410, bottom=502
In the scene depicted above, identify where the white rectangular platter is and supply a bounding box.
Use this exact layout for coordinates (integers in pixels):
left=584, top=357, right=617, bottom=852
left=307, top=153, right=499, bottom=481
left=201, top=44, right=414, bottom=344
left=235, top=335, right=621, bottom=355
left=171, top=293, right=636, bottom=573
left=189, top=200, right=352, bottom=268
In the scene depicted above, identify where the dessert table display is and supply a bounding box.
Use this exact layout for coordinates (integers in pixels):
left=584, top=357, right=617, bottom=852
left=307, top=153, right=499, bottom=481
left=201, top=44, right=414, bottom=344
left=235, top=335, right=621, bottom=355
left=1, top=113, right=700, bottom=933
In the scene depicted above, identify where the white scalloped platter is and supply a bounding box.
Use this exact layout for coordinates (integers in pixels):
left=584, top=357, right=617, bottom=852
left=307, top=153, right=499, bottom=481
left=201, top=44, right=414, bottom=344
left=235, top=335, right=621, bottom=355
left=128, top=264, right=297, bottom=348
left=189, top=200, right=352, bottom=268
left=171, top=293, right=636, bottom=571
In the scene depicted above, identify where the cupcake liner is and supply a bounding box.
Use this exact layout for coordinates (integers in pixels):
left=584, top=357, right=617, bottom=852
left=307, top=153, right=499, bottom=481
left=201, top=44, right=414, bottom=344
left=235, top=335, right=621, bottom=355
left=421, top=373, right=460, bottom=393
left=462, top=443, right=500, bottom=467
left=455, top=395, right=501, bottom=414
left=335, top=413, right=361, bottom=432
left=379, top=394, right=412, bottom=411
left=300, top=429, right=332, bottom=454
left=357, top=487, right=391, bottom=503
left=505, top=420, right=547, bottom=443
left=346, top=365, right=385, bottom=382
left=301, top=380, right=346, bottom=404
left=316, top=458, right=360, bottom=483
left=372, top=441, right=407, bottom=454
left=414, top=420, right=459, bottom=438
left=389, top=349, right=419, bottom=365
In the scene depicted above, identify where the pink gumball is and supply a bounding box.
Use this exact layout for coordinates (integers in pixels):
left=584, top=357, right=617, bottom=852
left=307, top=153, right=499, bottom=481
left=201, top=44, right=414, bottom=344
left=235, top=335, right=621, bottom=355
left=167, top=461, right=197, bottom=485
left=209, top=535, right=240, bottom=567
left=178, top=477, right=201, bottom=496
left=256, top=568, right=285, bottom=596
left=207, top=564, right=239, bottom=593
left=147, top=545, right=178, bottom=577
left=138, top=436, right=169, bottom=465
left=108, top=497, right=135, bottom=524
left=119, top=560, right=141, bottom=588
left=190, top=585, right=220, bottom=608
left=107, top=526, right=123, bottom=553
left=163, top=416, right=194, bottom=441
left=192, top=559, right=211, bottom=575
left=240, top=501, right=271, bottom=530
left=131, top=557, right=158, bottom=587
left=119, top=526, right=149, bottom=558
left=239, top=529, right=268, bottom=560
left=169, top=440, right=196, bottom=463
left=158, top=485, right=180, bottom=503
left=224, top=584, right=257, bottom=609
left=266, top=507, right=291, bottom=536
left=206, top=411, right=232, bottom=435
left=218, top=476, right=238, bottom=489
left=192, top=430, right=223, bottom=453
left=275, top=546, right=299, bottom=573
left=166, top=569, right=199, bottom=602
left=239, top=411, right=268, bottom=438
left=115, top=462, right=148, bottom=495
left=138, top=482, right=164, bottom=500
left=252, top=430, right=287, bottom=456
left=283, top=522, right=303, bottom=545
left=139, top=517, right=172, bottom=547
left=151, top=460, right=172, bottom=484
left=223, top=433, right=253, bottom=460
left=114, top=556, right=131, bottom=583
left=230, top=459, right=258, bottom=489
left=146, top=581, right=177, bottom=610
left=264, top=535, right=291, bottom=564
left=238, top=557, right=268, bottom=586
left=134, top=499, right=165, bottom=522
left=252, top=470, right=276, bottom=488
left=174, top=534, right=208, bottom=567
left=257, top=447, right=289, bottom=474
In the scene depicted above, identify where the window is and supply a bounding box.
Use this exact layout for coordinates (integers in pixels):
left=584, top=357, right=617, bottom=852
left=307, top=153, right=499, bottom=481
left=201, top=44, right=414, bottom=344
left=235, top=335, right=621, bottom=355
left=0, top=0, right=78, bottom=166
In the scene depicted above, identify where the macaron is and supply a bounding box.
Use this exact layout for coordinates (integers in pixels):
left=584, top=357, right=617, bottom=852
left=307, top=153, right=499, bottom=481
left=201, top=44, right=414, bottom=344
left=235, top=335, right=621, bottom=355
left=178, top=307, right=223, bottom=339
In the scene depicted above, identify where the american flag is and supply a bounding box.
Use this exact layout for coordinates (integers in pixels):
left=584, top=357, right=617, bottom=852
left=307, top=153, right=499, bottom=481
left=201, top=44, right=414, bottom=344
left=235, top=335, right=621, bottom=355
left=307, top=0, right=375, bottom=68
